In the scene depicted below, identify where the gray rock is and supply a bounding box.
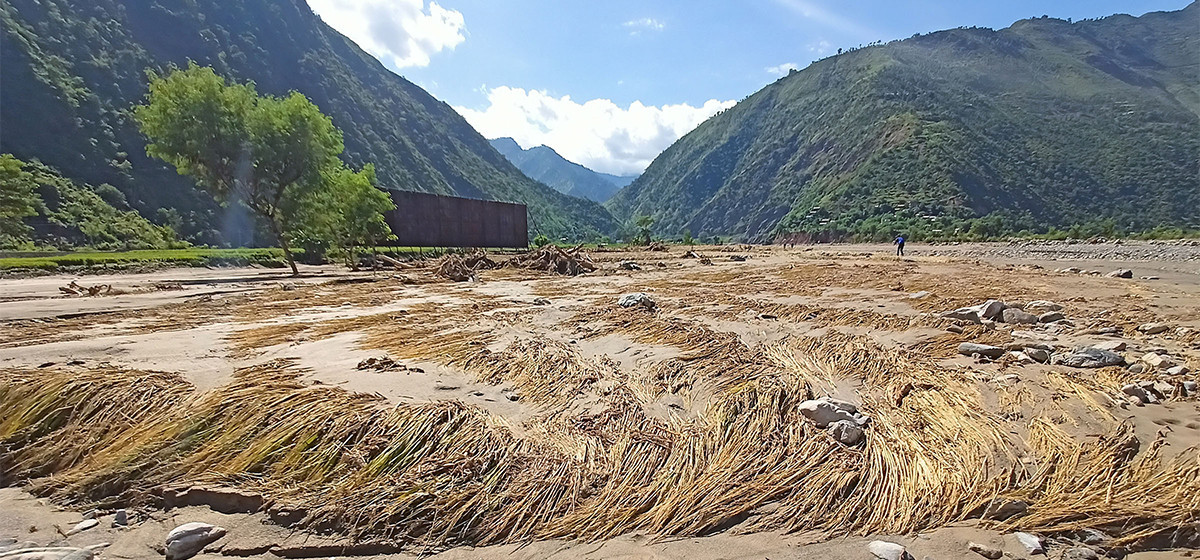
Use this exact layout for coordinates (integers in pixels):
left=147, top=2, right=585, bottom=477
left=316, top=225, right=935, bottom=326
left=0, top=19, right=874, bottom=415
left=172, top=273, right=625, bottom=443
left=1025, top=300, right=1063, bottom=312
left=981, top=498, right=1028, bottom=520
left=867, top=540, right=912, bottom=560
left=1052, top=348, right=1124, bottom=368
left=1183, top=381, right=1198, bottom=395
left=1025, top=348, right=1050, bottom=363
left=530, top=297, right=551, bottom=306
left=797, top=398, right=869, bottom=429
left=66, top=519, right=97, bottom=536
left=941, top=309, right=982, bottom=323
left=1139, top=352, right=1174, bottom=369
left=1038, top=311, right=1065, bottom=323
left=1166, top=365, right=1190, bottom=376
left=909, top=291, right=931, bottom=299
left=111, top=509, right=127, bottom=528
left=1128, top=363, right=1146, bottom=374
left=1014, top=532, right=1044, bottom=555
left=828, top=420, right=864, bottom=445
left=165, top=522, right=227, bottom=560
left=617, top=292, right=656, bottom=309
left=0, top=548, right=94, bottom=560
left=1064, top=547, right=1100, bottom=560
left=1001, top=308, right=1039, bottom=324
left=959, top=343, right=1005, bottom=359
left=1091, top=341, right=1127, bottom=352
left=1080, top=529, right=1110, bottom=545
left=975, top=300, right=1007, bottom=320
left=1105, top=269, right=1133, bottom=278
left=619, top=261, right=641, bottom=271
left=946, top=324, right=964, bottom=334
left=1122, top=383, right=1153, bottom=405
left=1137, top=323, right=1169, bottom=335
left=968, top=542, right=1002, bottom=559
left=0, top=542, right=38, bottom=554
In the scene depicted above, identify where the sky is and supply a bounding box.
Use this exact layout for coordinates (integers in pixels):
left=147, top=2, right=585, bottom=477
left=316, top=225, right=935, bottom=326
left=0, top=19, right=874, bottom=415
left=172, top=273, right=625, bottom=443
left=306, top=0, right=1191, bottom=176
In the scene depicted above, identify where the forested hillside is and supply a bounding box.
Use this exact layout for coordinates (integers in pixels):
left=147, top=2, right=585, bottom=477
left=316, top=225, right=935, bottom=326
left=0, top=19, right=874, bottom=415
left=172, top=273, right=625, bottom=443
left=490, top=138, right=631, bottom=203
left=607, top=3, right=1200, bottom=242
left=0, top=0, right=616, bottom=244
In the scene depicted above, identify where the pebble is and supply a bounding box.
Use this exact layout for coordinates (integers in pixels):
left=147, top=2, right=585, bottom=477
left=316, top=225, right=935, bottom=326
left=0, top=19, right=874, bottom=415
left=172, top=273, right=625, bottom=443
left=531, top=297, right=551, bottom=306
left=1166, top=365, right=1190, bottom=375
left=1091, top=341, right=1127, bottom=352
left=1139, top=353, right=1174, bottom=369
left=798, top=397, right=870, bottom=429
left=1001, top=308, right=1039, bottom=324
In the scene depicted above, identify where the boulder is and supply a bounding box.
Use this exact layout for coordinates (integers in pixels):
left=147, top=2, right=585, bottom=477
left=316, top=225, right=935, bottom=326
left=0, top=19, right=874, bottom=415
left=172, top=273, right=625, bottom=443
left=958, top=343, right=1005, bottom=359
left=1025, top=300, right=1063, bottom=313
left=1138, top=323, right=1169, bottom=335
left=1051, top=348, right=1124, bottom=368
left=828, top=420, right=864, bottom=445
left=867, top=541, right=912, bottom=560
left=975, top=300, right=1007, bottom=320
left=941, top=309, right=982, bottom=323
left=618, top=293, right=656, bottom=309
left=1038, top=312, right=1065, bottom=323
left=1105, top=269, right=1133, bottom=278
left=1014, top=532, right=1045, bottom=555
left=165, top=522, right=227, bottom=560
left=1128, top=363, right=1147, bottom=374
left=797, top=398, right=868, bottom=429
left=1025, top=348, right=1050, bottom=363
left=1167, top=365, right=1190, bottom=376
left=1001, top=308, right=1039, bottom=324
left=1139, top=353, right=1174, bottom=369
left=968, top=542, right=1002, bottom=559
left=1121, top=384, right=1154, bottom=404
left=1091, top=340, right=1127, bottom=352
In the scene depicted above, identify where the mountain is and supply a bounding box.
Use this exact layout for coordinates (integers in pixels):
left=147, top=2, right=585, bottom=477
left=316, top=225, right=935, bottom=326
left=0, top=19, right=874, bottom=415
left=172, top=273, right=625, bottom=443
left=607, top=4, right=1200, bottom=242
left=0, top=0, right=616, bottom=244
left=489, top=138, right=634, bottom=203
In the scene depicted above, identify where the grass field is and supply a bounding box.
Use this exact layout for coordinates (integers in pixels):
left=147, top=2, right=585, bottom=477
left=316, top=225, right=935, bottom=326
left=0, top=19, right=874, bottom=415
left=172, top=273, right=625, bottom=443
left=0, top=248, right=292, bottom=271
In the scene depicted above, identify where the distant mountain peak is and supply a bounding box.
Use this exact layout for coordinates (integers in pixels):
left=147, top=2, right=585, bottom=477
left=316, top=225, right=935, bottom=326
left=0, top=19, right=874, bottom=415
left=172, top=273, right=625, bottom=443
left=489, top=138, right=636, bottom=203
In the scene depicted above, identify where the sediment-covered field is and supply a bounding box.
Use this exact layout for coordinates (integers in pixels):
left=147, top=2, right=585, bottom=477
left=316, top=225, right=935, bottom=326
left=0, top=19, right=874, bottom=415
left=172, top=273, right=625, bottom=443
left=1, top=243, right=1197, bottom=560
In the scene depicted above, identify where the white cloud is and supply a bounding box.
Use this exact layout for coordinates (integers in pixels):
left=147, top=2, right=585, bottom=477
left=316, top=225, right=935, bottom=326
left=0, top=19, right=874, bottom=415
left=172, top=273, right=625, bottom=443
left=766, top=62, right=800, bottom=77
left=622, top=17, right=666, bottom=34
left=808, top=39, right=832, bottom=55
left=456, top=86, right=735, bottom=176
left=307, top=0, right=465, bottom=69
left=774, top=0, right=876, bottom=39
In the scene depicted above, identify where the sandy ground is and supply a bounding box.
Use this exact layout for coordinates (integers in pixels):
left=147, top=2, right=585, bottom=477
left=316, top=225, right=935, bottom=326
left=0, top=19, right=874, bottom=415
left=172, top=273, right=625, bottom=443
left=1, top=242, right=1198, bottom=559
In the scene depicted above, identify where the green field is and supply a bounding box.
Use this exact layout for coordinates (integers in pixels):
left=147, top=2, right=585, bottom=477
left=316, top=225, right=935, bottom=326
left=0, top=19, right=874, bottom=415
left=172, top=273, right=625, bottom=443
left=0, top=248, right=292, bottom=271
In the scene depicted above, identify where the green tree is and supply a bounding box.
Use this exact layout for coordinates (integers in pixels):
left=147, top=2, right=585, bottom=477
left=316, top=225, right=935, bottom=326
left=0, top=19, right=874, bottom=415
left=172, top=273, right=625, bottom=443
left=134, top=63, right=376, bottom=274
left=634, top=215, right=655, bottom=245
left=0, top=154, right=41, bottom=247
left=291, top=164, right=395, bottom=265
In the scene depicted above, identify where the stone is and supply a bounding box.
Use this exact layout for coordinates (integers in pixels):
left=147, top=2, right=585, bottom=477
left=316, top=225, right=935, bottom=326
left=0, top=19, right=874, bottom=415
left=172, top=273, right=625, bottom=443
left=1167, top=365, right=1190, bottom=376
left=1025, top=348, right=1050, bottom=363
left=619, top=261, right=641, bottom=271
left=1025, top=300, right=1063, bottom=312
left=1139, top=353, right=1174, bottom=369
left=1064, top=547, right=1100, bottom=560
left=1012, top=330, right=1056, bottom=342
left=66, top=519, right=98, bottom=535
left=1058, top=267, right=1082, bottom=274
left=968, top=542, right=1002, bottom=559
left=1014, top=532, right=1045, bottom=555
left=797, top=397, right=868, bottom=429
left=980, top=498, right=1028, bottom=520
left=1138, top=323, right=1169, bottom=335
left=1038, top=311, right=1065, bottom=323
left=867, top=540, right=912, bottom=560
left=946, top=325, right=964, bottom=334
left=909, top=291, right=931, bottom=299
left=618, top=292, right=656, bottom=309
left=828, top=420, right=864, bottom=445
left=1183, top=381, right=1198, bottom=395
left=0, top=548, right=94, bottom=560
left=531, top=297, right=551, bottom=306
left=1091, top=341, right=1127, bottom=352
left=165, top=522, right=227, bottom=560
left=958, top=343, right=1005, bottom=359
left=1009, top=351, right=1034, bottom=364
left=1122, top=384, right=1154, bottom=404
left=162, top=486, right=263, bottom=514
left=941, top=309, right=982, bottom=323
left=1051, top=348, right=1124, bottom=368
left=1105, top=269, right=1133, bottom=278
left=1128, top=363, right=1147, bottom=374
left=111, top=509, right=128, bottom=527
left=0, top=542, right=38, bottom=554
left=1001, top=308, right=1039, bottom=324
left=975, top=300, right=1007, bottom=320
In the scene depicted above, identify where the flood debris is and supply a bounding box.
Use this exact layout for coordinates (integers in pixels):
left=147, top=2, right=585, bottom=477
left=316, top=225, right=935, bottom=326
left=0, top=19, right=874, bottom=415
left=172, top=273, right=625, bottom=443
left=505, top=244, right=597, bottom=276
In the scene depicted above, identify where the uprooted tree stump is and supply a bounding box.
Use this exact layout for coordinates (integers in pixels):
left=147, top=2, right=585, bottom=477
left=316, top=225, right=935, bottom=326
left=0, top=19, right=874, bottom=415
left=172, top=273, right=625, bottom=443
left=506, top=244, right=597, bottom=276
left=436, top=250, right=500, bottom=282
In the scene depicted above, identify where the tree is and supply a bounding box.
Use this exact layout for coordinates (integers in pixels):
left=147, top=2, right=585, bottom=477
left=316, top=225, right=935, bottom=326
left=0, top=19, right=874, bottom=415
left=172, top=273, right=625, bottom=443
left=134, top=63, right=379, bottom=274
left=634, top=215, right=655, bottom=245
left=291, top=164, right=395, bottom=266
left=0, top=154, right=41, bottom=247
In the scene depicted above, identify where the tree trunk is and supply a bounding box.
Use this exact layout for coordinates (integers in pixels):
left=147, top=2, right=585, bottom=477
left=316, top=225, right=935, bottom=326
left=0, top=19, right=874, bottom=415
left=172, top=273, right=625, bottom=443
left=269, top=218, right=299, bottom=276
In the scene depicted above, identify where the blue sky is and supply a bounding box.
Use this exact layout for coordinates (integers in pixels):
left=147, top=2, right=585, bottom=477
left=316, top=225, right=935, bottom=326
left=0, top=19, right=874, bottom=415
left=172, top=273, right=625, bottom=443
left=307, top=0, right=1190, bottom=175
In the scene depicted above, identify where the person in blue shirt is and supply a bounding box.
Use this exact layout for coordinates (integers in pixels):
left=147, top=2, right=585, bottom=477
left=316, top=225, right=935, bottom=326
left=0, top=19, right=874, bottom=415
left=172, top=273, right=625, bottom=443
left=894, top=235, right=906, bottom=256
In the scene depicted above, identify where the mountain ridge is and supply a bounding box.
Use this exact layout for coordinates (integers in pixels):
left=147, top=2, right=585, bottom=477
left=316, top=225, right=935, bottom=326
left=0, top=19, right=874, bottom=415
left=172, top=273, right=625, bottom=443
left=489, top=137, right=634, bottom=203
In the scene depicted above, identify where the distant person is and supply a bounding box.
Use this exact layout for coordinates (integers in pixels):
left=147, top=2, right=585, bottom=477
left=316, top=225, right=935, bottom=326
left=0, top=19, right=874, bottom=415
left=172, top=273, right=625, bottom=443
left=894, top=235, right=906, bottom=256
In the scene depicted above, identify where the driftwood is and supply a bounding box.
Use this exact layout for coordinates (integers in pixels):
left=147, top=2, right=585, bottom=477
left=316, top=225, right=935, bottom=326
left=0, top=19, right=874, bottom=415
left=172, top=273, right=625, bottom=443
left=59, top=281, right=112, bottom=297
left=505, top=245, right=596, bottom=276
left=436, top=250, right=500, bottom=282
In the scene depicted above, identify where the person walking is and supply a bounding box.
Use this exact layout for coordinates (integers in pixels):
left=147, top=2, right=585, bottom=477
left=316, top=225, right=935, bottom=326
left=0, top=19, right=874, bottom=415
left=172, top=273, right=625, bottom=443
left=894, top=234, right=906, bottom=256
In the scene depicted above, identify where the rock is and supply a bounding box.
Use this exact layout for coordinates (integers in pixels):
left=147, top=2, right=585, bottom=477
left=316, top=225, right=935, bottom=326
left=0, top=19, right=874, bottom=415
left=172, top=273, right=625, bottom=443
left=1001, top=308, right=1039, bottom=324
left=1012, top=330, right=1056, bottom=342
left=946, top=324, right=964, bottom=334
left=1051, top=347, right=1124, bottom=368
left=1140, top=276, right=1160, bottom=280
left=867, top=540, right=912, bottom=560
left=1025, top=348, right=1050, bottom=363
left=0, top=542, right=38, bottom=554
left=1038, top=311, right=1065, bottom=323
left=828, top=420, right=864, bottom=445
left=908, top=291, right=931, bottom=299
left=162, top=486, right=263, bottom=514
left=1058, top=267, right=1082, bottom=274
left=1122, top=384, right=1153, bottom=404
left=1064, top=547, right=1100, bottom=560
left=165, top=522, right=227, bottom=560
left=111, top=509, right=128, bottom=527
left=1167, top=365, right=1190, bottom=375
left=618, top=292, right=656, bottom=309
left=66, top=519, right=98, bottom=535
left=941, top=309, right=982, bottom=323
left=1139, top=353, right=1174, bottom=369
left=1105, top=269, right=1133, bottom=278
left=1128, top=363, right=1147, bottom=374
left=958, top=343, right=1005, bottom=359
left=797, top=397, right=869, bottom=429
left=1009, top=351, right=1034, bottom=365
left=619, top=261, right=641, bottom=271
left=1137, top=323, right=1169, bottom=335
left=1025, top=300, right=1063, bottom=312
left=1014, top=532, right=1045, bottom=555
left=0, top=548, right=94, bottom=560
left=504, top=392, right=521, bottom=402
left=1184, top=381, right=1198, bottom=395
left=1091, top=341, right=1127, bottom=352
left=531, top=297, right=551, bottom=306
left=980, top=498, right=1028, bottom=520
left=968, top=542, right=1002, bottom=559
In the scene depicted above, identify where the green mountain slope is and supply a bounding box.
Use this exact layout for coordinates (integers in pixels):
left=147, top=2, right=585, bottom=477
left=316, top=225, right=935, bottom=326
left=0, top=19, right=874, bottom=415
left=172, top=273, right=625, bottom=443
left=490, top=138, right=631, bottom=203
left=0, top=0, right=616, bottom=243
left=607, top=4, right=1200, bottom=242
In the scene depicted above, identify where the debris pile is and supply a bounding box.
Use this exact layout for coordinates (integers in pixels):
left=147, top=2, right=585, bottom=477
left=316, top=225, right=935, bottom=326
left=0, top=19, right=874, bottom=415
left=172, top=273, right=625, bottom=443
left=505, top=245, right=596, bottom=276
left=435, top=251, right=499, bottom=281
left=58, top=281, right=113, bottom=297
left=356, top=356, right=406, bottom=372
